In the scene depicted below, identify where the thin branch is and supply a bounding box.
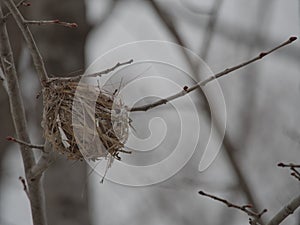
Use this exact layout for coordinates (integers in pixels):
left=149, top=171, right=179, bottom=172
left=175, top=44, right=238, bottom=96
left=278, top=162, right=300, bottom=181
left=29, top=153, right=55, bottom=182
left=199, top=190, right=267, bottom=224
left=267, top=194, right=300, bottom=225
left=4, top=0, right=49, bottom=83
left=48, top=59, right=134, bottom=82
left=25, top=19, right=78, bottom=28
left=6, top=136, right=44, bottom=151
left=130, top=36, right=297, bottom=112
left=2, top=0, right=31, bottom=19
left=277, top=162, right=300, bottom=168
left=0, top=5, right=47, bottom=225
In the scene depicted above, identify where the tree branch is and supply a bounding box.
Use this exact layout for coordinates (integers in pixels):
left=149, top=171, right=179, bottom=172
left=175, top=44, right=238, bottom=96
left=4, top=0, right=49, bottom=83
left=0, top=5, right=47, bottom=225
left=2, top=0, right=30, bottom=19
left=130, top=36, right=297, bottom=112
left=267, top=194, right=300, bottom=225
left=29, top=146, right=56, bottom=182
left=6, top=135, right=44, bottom=151
left=25, top=19, right=78, bottom=28
left=278, top=162, right=300, bottom=181
left=199, top=190, right=267, bottom=225
left=49, top=59, right=133, bottom=82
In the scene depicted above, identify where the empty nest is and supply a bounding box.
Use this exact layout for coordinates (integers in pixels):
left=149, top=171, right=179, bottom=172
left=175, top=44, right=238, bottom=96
left=42, top=78, right=130, bottom=161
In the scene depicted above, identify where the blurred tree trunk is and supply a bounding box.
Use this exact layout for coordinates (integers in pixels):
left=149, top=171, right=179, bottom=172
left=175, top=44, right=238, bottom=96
left=29, top=1, right=92, bottom=225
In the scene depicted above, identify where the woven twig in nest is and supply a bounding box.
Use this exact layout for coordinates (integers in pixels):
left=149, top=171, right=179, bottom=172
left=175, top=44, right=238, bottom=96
left=42, top=79, right=130, bottom=161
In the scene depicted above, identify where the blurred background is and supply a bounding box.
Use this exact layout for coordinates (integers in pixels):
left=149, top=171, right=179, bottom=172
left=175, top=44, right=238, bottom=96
left=0, top=0, right=300, bottom=225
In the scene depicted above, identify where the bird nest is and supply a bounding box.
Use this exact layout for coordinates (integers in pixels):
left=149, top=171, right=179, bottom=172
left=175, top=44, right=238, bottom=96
left=42, top=78, right=130, bottom=161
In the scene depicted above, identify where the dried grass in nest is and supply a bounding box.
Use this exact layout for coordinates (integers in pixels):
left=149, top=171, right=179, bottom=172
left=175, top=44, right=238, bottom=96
left=42, top=79, right=130, bottom=161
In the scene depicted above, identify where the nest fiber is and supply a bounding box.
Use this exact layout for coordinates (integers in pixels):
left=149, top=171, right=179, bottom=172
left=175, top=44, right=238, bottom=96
left=42, top=79, right=129, bottom=160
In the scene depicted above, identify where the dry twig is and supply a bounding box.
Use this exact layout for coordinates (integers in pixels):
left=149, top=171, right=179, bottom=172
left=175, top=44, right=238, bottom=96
left=130, top=36, right=297, bottom=112
left=6, top=136, right=44, bottom=151
left=199, top=190, right=267, bottom=225
left=0, top=3, right=47, bottom=225
left=2, top=0, right=30, bottom=19
left=278, top=162, right=300, bottom=181
left=4, top=0, right=49, bottom=83
left=25, top=19, right=78, bottom=28
left=49, top=59, right=133, bottom=82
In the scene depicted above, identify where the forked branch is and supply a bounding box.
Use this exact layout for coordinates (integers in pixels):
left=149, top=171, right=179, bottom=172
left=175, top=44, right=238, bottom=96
left=199, top=190, right=267, bottom=225
left=4, top=0, right=49, bottom=83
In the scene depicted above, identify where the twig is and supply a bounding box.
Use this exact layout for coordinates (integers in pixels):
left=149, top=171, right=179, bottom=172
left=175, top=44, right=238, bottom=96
left=19, top=176, right=30, bottom=198
left=277, top=163, right=300, bottom=168
left=267, top=194, right=300, bottom=225
left=48, top=59, right=134, bottom=82
left=4, top=0, right=48, bottom=84
left=199, top=190, right=267, bottom=224
left=278, top=162, right=300, bottom=181
left=25, top=19, right=78, bottom=28
left=130, top=36, right=297, bottom=112
left=0, top=4, right=47, bottom=225
left=6, top=136, right=44, bottom=151
left=2, top=0, right=31, bottom=19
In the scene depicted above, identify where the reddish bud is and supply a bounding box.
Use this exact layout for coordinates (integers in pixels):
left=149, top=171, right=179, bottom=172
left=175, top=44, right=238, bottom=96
left=289, top=36, right=297, bottom=42
left=242, top=204, right=252, bottom=209
left=22, top=2, right=31, bottom=6
left=259, top=52, right=267, bottom=58
left=6, top=136, right=15, bottom=141
left=277, top=162, right=284, bottom=167
left=69, top=23, right=78, bottom=28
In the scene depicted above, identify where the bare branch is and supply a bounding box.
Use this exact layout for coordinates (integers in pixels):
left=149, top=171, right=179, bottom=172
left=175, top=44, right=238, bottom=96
left=267, top=194, right=300, bottom=225
left=2, top=0, right=31, bottom=19
left=4, top=0, right=49, bottom=83
left=199, top=190, right=267, bottom=225
left=25, top=19, right=78, bottom=28
left=6, top=136, right=44, bottom=151
left=130, top=36, right=297, bottom=112
left=278, top=162, right=300, bottom=181
left=49, top=59, right=134, bottom=82
left=277, top=162, right=300, bottom=168
left=29, top=141, right=56, bottom=182
left=0, top=5, right=47, bottom=225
